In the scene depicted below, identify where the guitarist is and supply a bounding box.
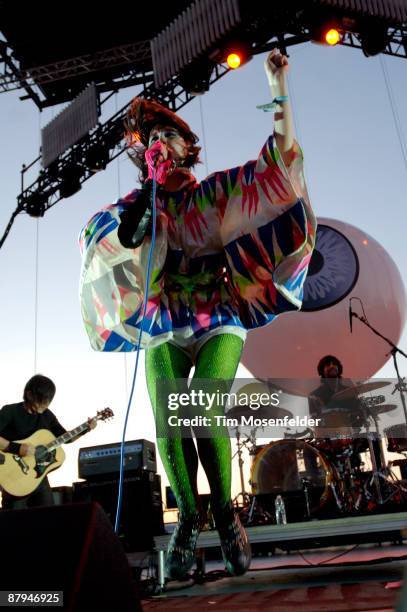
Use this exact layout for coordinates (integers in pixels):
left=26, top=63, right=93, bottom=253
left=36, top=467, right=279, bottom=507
left=0, top=374, right=97, bottom=509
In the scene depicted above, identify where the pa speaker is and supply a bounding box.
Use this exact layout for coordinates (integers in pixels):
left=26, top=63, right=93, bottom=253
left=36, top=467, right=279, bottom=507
left=0, top=502, right=141, bottom=612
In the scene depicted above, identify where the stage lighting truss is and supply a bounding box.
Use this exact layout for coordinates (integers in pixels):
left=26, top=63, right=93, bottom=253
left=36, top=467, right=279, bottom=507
left=0, top=7, right=404, bottom=250
left=306, top=12, right=406, bottom=57
left=14, top=61, right=231, bottom=221
left=0, top=40, right=153, bottom=108
left=341, top=24, right=405, bottom=58
left=13, top=21, right=407, bottom=221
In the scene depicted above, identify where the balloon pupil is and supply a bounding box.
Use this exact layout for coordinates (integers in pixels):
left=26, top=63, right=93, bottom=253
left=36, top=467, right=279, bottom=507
left=307, top=249, right=324, bottom=276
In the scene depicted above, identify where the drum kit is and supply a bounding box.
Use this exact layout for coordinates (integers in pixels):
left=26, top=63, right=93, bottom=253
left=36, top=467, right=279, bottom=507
left=231, top=381, right=407, bottom=525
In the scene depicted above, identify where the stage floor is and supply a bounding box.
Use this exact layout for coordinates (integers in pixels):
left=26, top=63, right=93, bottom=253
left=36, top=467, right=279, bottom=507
left=137, top=543, right=407, bottom=611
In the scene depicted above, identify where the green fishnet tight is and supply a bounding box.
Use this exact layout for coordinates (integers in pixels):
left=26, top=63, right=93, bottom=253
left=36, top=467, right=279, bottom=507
left=145, top=334, right=243, bottom=517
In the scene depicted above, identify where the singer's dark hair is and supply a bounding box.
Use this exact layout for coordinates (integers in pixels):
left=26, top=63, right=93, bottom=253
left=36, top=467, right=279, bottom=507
left=124, top=97, right=201, bottom=182
left=317, top=355, right=343, bottom=377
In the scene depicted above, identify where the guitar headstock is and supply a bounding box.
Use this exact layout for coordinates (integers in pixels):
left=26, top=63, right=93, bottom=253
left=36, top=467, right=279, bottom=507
left=96, top=408, right=114, bottom=422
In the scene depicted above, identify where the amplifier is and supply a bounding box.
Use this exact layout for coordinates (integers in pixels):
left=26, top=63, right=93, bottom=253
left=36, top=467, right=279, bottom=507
left=78, top=439, right=156, bottom=480
left=72, top=472, right=165, bottom=551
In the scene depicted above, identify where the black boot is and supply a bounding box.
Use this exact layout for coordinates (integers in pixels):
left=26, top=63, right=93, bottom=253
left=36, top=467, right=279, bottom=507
left=214, top=502, right=251, bottom=575
left=165, top=512, right=202, bottom=580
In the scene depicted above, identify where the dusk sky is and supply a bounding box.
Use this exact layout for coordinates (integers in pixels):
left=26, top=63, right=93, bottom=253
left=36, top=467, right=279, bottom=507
left=0, top=41, right=406, bottom=496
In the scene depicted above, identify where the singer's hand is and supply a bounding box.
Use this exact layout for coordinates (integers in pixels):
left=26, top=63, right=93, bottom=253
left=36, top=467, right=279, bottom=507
left=118, top=195, right=151, bottom=249
left=145, top=141, right=174, bottom=185
left=146, top=142, right=166, bottom=164
left=264, top=48, right=289, bottom=87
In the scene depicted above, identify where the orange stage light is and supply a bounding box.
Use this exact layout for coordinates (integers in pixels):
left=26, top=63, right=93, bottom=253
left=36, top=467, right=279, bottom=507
left=226, top=53, right=242, bottom=69
left=325, top=28, right=340, bottom=45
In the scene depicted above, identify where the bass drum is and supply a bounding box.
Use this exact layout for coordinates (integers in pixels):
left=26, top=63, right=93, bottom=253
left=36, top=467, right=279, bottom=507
left=385, top=424, right=407, bottom=453
left=250, top=439, right=339, bottom=520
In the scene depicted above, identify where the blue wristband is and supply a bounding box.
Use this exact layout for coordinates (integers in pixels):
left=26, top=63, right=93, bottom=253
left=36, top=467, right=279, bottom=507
left=256, top=96, right=288, bottom=112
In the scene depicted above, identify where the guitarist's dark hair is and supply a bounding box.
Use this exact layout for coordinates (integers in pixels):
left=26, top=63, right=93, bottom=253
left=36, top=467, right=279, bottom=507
left=23, top=374, right=56, bottom=405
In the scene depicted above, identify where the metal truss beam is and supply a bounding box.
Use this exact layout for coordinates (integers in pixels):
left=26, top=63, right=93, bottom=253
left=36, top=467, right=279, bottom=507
left=0, top=11, right=406, bottom=247
left=1, top=40, right=152, bottom=89
left=0, top=41, right=42, bottom=105
left=0, top=39, right=153, bottom=108
left=340, top=27, right=407, bottom=58
left=14, top=62, right=230, bottom=219
left=12, top=22, right=407, bottom=219
left=1, top=24, right=406, bottom=104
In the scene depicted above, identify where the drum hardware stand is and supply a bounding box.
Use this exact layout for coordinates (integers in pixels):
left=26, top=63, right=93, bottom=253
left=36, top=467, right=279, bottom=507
left=363, top=415, right=407, bottom=505
left=364, top=413, right=385, bottom=504
left=247, top=495, right=258, bottom=524
left=329, top=479, right=343, bottom=511
left=301, top=478, right=312, bottom=519
left=245, top=493, right=273, bottom=525
left=232, top=426, right=274, bottom=525
left=232, top=428, right=252, bottom=507
left=386, top=464, right=407, bottom=492
left=350, top=308, right=407, bottom=426
left=365, top=413, right=401, bottom=505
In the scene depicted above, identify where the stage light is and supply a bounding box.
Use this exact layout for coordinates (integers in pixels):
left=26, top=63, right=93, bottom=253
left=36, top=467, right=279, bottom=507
left=179, top=57, right=215, bottom=95
left=227, top=53, right=242, bottom=69
left=85, top=144, right=109, bottom=172
left=309, top=19, right=341, bottom=46
left=25, top=192, right=47, bottom=217
left=59, top=164, right=83, bottom=199
left=325, top=28, right=340, bottom=46
left=222, top=41, right=252, bottom=69
left=359, top=21, right=389, bottom=57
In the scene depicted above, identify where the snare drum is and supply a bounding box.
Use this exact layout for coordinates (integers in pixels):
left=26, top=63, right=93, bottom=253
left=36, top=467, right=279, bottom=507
left=385, top=424, right=407, bottom=453
left=312, top=406, right=365, bottom=453
left=250, top=439, right=339, bottom=517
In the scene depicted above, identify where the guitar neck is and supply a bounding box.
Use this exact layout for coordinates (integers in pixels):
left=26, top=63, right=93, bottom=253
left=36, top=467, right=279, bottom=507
left=46, top=421, right=89, bottom=450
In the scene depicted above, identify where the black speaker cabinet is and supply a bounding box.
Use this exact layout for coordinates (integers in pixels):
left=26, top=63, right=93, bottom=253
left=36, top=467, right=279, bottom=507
left=0, top=502, right=141, bottom=611
left=73, top=472, right=165, bottom=551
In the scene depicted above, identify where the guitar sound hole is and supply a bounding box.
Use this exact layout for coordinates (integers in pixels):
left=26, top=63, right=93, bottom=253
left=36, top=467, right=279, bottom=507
left=33, top=447, right=56, bottom=478
left=35, top=445, right=52, bottom=462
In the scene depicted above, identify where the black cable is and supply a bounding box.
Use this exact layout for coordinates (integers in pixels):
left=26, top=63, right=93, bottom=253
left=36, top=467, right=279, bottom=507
left=241, top=551, right=407, bottom=572
left=0, top=205, right=23, bottom=250
left=145, top=552, right=407, bottom=595
left=297, top=543, right=360, bottom=566
left=199, top=549, right=407, bottom=576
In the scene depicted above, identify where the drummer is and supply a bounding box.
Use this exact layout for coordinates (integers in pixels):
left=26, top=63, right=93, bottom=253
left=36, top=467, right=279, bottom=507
left=306, top=355, right=367, bottom=474
left=308, top=355, right=364, bottom=430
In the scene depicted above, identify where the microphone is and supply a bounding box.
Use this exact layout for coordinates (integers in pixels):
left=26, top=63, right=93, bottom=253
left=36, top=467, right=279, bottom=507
left=349, top=301, right=353, bottom=333
left=145, top=141, right=165, bottom=167
left=145, top=142, right=173, bottom=184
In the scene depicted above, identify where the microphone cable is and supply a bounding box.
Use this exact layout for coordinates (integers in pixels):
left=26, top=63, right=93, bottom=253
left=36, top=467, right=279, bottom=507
left=114, top=171, right=158, bottom=534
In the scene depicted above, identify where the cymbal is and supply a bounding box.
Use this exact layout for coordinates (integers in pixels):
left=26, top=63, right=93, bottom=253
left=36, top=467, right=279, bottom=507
left=234, top=381, right=271, bottom=397
left=366, top=404, right=398, bottom=415
left=332, top=381, right=390, bottom=401
left=226, top=405, right=293, bottom=421
left=261, top=378, right=321, bottom=397
left=230, top=381, right=292, bottom=420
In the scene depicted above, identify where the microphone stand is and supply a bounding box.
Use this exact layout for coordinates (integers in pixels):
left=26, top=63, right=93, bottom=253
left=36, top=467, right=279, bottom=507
left=351, top=311, right=407, bottom=426
left=232, top=429, right=253, bottom=507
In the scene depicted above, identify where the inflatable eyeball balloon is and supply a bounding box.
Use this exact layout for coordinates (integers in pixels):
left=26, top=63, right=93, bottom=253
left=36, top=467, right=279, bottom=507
left=241, top=218, right=406, bottom=390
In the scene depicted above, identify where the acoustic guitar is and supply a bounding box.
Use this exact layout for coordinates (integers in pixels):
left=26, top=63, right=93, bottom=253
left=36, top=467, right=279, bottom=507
left=0, top=408, right=113, bottom=497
